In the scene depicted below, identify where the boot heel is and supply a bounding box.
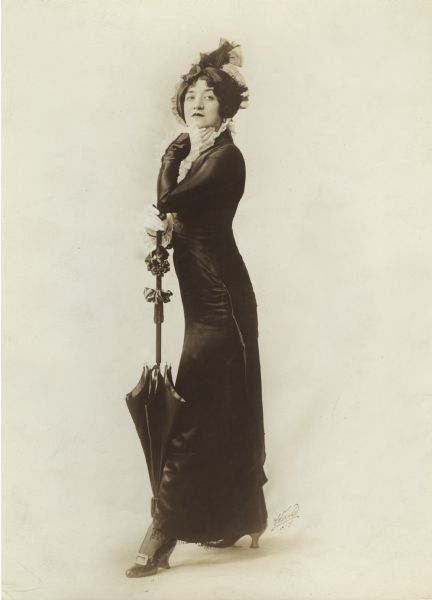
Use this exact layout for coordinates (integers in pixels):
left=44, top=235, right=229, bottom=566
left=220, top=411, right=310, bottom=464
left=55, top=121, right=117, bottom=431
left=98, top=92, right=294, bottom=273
left=158, top=555, right=170, bottom=569
left=249, top=532, right=262, bottom=548
left=157, top=539, right=176, bottom=569
left=158, top=549, right=172, bottom=569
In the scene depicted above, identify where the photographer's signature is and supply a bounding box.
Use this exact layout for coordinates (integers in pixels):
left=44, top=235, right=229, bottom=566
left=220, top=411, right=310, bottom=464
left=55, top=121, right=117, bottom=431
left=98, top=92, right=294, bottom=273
left=271, top=504, right=300, bottom=531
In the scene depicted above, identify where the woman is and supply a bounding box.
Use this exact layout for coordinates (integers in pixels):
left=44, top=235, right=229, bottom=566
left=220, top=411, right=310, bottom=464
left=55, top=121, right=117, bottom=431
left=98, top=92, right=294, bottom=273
left=126, top=39, right=268, bottom=578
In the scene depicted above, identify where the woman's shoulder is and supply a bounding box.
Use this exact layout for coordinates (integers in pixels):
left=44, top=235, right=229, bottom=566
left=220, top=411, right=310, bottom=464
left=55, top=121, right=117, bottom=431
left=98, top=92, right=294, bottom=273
left=206, top=141, right=245, bottom=182
left=211, top=140, right=245, bottom=164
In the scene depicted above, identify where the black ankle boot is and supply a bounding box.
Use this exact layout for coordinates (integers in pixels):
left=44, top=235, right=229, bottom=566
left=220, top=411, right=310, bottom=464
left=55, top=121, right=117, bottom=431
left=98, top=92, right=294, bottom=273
left=125, top=522, right=177, bottom=578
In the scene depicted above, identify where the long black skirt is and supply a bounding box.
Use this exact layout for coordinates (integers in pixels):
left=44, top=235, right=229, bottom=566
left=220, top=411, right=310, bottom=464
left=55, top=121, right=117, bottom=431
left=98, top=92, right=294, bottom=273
left=153, top=228, right=268, bottom=543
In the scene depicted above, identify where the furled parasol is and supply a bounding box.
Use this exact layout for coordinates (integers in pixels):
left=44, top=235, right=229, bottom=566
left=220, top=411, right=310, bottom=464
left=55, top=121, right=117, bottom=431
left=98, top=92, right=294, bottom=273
left=126, top=216, right=185, bottom=517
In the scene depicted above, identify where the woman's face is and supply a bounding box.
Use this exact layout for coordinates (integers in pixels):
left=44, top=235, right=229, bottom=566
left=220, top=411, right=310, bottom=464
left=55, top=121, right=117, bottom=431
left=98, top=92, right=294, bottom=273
left=183, top=78, right=222, bottom=129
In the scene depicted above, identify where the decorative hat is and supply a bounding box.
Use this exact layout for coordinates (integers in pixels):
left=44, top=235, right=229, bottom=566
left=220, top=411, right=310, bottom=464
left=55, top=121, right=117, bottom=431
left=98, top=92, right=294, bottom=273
left=171, top=38, right=249, bottom=125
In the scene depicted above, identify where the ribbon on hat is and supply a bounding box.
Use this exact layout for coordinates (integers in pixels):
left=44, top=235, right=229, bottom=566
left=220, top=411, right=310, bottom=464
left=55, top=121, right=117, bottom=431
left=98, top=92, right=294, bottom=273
left=222, top=38, right=243, bottom=66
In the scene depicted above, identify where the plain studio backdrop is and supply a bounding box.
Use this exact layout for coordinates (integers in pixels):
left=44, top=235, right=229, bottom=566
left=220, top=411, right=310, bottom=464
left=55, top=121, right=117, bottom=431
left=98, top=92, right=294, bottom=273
left=3, top=1, right=432, bottom=599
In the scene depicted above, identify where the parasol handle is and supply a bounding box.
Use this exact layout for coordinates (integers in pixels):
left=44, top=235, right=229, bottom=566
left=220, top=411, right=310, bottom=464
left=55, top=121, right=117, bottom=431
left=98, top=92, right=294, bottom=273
left=155, top=229, right=163, bottom=365
left=153, top=208, right=168, bottom=366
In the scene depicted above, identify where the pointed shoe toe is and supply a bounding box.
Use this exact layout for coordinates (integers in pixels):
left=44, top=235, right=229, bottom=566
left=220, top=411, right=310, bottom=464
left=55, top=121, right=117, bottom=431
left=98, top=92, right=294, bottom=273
left=125, top=562, right=158, bottom=578
left=125, top=537, right=176, bottom=578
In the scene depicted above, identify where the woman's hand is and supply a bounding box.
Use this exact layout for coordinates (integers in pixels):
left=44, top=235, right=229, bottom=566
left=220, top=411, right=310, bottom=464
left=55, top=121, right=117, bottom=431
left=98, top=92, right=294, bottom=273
left=163, top=133, right=191, bottom=162
left=188, top=124, right=217, bottom=155
left=135, top=204, right=173, bottom=250
left=137, top=204, right=166, bottom=235
left=162, top=127, right=217, bottom=164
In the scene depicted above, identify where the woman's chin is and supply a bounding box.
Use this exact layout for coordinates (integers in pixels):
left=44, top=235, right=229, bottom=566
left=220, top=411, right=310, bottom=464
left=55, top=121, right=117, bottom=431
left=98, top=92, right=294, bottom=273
left=188, top=118, right=207, bottom=128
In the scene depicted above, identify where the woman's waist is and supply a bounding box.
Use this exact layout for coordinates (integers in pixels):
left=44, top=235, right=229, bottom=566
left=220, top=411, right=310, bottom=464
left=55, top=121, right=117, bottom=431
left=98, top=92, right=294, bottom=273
left=171, top=210, right=235, bottom=238
left=171, top=225, right=237, bottom=246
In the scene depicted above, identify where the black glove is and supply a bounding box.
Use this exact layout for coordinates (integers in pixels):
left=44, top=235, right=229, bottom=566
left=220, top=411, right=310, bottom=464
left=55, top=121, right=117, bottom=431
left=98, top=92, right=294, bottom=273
left=162, top=133, right=191, bottom=162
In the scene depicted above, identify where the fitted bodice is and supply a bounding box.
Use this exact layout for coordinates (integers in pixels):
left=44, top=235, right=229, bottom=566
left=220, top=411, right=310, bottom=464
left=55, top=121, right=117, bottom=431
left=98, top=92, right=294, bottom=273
left=157, top=129, right=246, bottom=230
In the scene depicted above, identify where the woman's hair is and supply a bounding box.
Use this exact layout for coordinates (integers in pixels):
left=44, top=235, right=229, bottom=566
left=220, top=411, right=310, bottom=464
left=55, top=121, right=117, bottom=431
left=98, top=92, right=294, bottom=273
left=174, top=67, right=248, bottom=123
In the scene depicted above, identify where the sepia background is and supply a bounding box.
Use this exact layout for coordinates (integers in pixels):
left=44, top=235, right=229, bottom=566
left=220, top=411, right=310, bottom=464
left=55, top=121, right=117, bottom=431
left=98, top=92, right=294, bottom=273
left=3, top=1, right=432, bottom=599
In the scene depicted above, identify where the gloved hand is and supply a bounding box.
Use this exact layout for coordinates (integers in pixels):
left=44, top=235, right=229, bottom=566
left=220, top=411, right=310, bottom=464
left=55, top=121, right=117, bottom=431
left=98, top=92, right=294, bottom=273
left=136, top=204, right=173, bottom=250
left=162, top=133, right=191, bottom=162
left=188, top=123, right=217, bottom=155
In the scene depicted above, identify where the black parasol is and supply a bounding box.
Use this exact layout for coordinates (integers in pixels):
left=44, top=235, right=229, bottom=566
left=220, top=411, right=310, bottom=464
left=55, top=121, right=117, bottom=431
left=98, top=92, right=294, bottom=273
left=126, top=220, right=185, bottom=518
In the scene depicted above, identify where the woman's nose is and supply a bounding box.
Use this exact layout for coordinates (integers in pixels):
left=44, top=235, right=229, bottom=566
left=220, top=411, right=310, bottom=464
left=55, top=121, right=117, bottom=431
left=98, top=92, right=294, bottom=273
left=194, top=97, right=204, bottom=110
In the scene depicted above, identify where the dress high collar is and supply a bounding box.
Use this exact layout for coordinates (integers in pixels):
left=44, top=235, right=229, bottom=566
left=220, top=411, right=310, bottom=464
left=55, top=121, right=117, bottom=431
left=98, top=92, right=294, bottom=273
left=177, top=127, right=234, bottom=183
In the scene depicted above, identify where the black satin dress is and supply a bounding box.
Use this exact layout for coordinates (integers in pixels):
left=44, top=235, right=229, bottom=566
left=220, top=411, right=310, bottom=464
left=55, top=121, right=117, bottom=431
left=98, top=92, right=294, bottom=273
left=154, top=128, right=268, bottom=544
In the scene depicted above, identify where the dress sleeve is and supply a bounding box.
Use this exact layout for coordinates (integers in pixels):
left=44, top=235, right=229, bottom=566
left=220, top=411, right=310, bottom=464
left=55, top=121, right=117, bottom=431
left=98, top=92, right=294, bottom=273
left=157, top=144, right=245, bottom=214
